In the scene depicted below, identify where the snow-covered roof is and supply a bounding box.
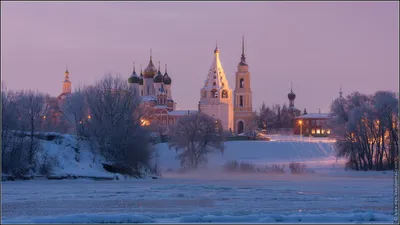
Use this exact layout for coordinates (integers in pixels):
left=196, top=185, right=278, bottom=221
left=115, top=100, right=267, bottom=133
left=153, top=105, right=168, bottom=109
left=167, top=110, right=198, bottom=116
left=141, top=95, right=156, bottom=102
left=202, top=47, right=231, bottom=91
left=296, top=113, right=330, bottom=119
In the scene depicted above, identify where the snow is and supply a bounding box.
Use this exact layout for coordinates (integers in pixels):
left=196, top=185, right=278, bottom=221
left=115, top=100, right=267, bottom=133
left=168, top=110, right=197, bottom=116
left=156, top=140, right=338, bottom=171
left=141, top=95, right=156, bottom=102
left=1, top=133, right=395, bottom=223
left=296, top=113, right=330, bottom=119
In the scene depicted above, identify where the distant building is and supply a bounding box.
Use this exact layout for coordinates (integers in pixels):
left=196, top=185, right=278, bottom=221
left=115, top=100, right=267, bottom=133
left=233, top=36, right=255, bottom=135
left=198, top=44, right=234, bottom=132
left=128, top=50, right=197, bottom=132
left=293, top=112, right=331, bottom=137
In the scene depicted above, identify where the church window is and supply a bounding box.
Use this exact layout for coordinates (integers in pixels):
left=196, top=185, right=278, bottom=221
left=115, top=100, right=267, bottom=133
left=240, top=78, right=244, bottom=88
left=141, top=90, right=143, bottom=96
left=240, top=95, right=243, bottom=107
left=211, top=89, right=218, bottom=98
left=222, top=90, right=228, bottom=98
left=147, top=85, right=149, bottom=95
left=214, top=76, right=216, bottom=79
left=213, top=82, right=216, bottom=86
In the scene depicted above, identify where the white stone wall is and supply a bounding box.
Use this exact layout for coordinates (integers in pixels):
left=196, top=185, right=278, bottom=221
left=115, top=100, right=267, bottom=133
left=199, top=103, right=233, bottom=131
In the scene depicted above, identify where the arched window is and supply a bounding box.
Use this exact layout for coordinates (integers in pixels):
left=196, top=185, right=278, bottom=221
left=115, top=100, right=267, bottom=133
left=239, top=95, right=243, bottom=107
left=240, top=78, right=244, bottom=88
left=147, top=85, right=150, bottom=95
left=211, top=89, right=218, bottom=98
left=141, top=90, right=143, bottom=96
left=221, top=90, right=228, bottom=98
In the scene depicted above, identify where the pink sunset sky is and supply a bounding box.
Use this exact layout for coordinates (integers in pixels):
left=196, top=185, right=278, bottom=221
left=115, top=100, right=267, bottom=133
left=1, top=1, right=398, bottom=113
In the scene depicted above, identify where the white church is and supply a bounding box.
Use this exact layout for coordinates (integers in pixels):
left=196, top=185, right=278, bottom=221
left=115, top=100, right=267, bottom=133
left=198, top=37, right=254, bottom=135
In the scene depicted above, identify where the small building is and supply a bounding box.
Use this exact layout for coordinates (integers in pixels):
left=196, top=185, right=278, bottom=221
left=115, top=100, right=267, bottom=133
left=293, top=113, right=331, bottom=137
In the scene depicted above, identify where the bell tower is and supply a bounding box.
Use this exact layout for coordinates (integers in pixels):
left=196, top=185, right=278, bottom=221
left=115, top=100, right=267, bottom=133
left=233, top=36, right=253, bottom=135
left=62, top=65, right=72, bottom=95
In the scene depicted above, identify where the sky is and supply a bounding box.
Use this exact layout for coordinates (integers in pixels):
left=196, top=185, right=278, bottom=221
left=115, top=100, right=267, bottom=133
left=1, top=1, right=398, bottom=112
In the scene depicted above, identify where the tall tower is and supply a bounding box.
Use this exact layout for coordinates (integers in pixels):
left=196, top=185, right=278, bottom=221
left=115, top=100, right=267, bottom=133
left=233, top=36, right=253, bottom=134
left=198, top=44, right=233, bottom=131
left=62, top=65, right=72, bottom=95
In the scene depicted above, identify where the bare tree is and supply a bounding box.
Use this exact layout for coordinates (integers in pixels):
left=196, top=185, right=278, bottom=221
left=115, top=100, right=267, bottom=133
left=83, top=74, right=153, bottom=177
left=168, top=113, right=224, bottom=170
left=14, top=90, right=47, bottom=169
left=61, top=86, right=89, bottom=136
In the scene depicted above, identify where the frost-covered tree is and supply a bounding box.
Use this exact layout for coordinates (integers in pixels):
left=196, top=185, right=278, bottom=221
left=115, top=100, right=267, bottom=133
left=329, top=91, right=398, bottom=170
left=83, top=74, right=153, bottom=177
left=14, top=90, right=47, bottom=169
left=60, top=86, right=88, bottom=137
left=168, top=113, right=224, bottom=170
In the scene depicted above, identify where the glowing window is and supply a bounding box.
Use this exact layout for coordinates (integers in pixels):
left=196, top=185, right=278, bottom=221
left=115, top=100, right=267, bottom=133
left=311, top=129, right=315, bottom=134
left=321, top=129, right=325, bottom=134
left=316, top=129, right=321, bottom=134
left=240, top=78, right=244, bottom=88
left=327, top=129, right=331, bottom=134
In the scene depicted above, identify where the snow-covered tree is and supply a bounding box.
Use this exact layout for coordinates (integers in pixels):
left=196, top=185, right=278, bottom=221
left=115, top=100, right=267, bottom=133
left=83, top=74, right=152, bottom=176
left=329, top=91, right=398, bottom=170
left=168, top=113, right=224, bottom=170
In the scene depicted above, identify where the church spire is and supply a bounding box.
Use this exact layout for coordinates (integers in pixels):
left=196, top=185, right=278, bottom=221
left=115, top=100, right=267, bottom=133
left=291, top=81, right=293, bottom=92
left=133, top=62, right=136, bottom=73
left=339, top=84, right=343, bottom=98
left=165, top=63, right=168, bottom=74
left=150, top=48, right=152, bottom=61
left=239, top=36, right=247, bottom=66
left=214, top=40, right=219, bottom=53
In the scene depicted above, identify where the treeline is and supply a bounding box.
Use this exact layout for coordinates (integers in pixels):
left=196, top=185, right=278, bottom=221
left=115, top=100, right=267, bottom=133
left=1, top=74, right=226, bottom=178
left=1, top=75, right=154, bottom=178
left=329, top=91, right=398, bottom=171
left=255, top=103, right=303, bottom=131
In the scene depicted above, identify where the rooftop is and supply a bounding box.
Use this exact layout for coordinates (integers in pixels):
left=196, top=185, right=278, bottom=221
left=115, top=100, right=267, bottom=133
left=295, top=113, right=330, bottom=119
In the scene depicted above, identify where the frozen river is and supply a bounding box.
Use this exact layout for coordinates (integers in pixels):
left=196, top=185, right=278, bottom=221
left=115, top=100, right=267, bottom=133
left=2, top=171, right=395, bottom=223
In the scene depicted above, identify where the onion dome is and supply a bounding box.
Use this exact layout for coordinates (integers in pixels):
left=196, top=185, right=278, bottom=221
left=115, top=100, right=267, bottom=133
left=128, top=62, right=140, bottom=84
left=163, top=64, right=172, bottom=85
left=139, top=65, right=144, bottom=85
left=153, top=61, right=163, bottom=83
left=288, top=89, right=296, bottom=101
left=143, top=49, right=157, bottom=78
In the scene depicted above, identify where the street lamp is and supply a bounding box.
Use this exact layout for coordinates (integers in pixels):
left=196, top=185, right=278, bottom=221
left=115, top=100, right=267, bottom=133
left=298, top=120, right=303, bottom=141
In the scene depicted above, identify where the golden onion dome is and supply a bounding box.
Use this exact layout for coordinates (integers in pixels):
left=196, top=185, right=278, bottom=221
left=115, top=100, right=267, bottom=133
left=143, top=49, right=157, bottom=79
